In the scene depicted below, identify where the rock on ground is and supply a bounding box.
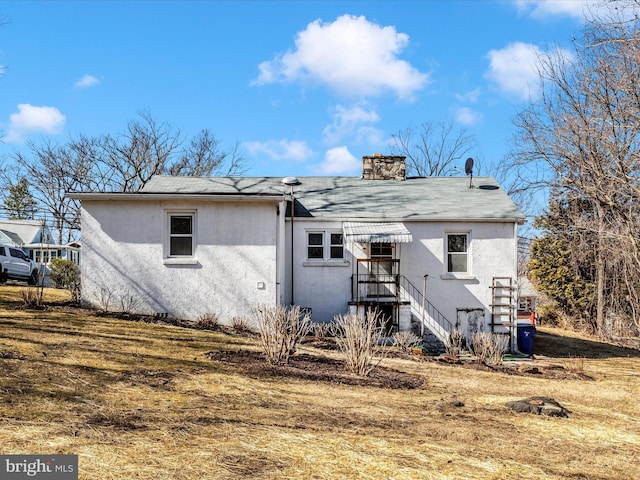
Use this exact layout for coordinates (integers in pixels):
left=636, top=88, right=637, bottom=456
left=506, top=396, right=570, bottom=417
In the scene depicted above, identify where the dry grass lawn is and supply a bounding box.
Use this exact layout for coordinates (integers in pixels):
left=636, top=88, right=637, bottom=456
left=1, top=286, right=639, bottom=479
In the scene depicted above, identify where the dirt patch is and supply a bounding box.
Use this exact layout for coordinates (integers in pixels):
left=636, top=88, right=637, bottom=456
left=86, top=410, right=147, bottom=430
left=118, top=369, right=175, bottom=390
left=435, top=357, right=594, bottom=380
left=206, top=350, right=425, bottom=390
left=0, top=350, right=25, bottom=360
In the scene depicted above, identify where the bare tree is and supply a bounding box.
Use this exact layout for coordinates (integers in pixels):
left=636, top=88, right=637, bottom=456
left=389, top=119, right=478, bottom=177
left=509, top=0, right=640, bottom=334
left=13, top=141, right=93, bottom=242
left=97, top=111, right=182, bottom=192
left=8, top=111, right=247, bottom=241
left=168, top=129, right=246, bottom=177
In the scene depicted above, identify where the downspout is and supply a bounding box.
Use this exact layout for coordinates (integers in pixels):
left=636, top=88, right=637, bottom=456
left=281, top=177, right=301, bottom=306
left=290, top=193, right=295, bottom=305
left=512, top=221, right=518, bottom=353
left=276, top=200, right=286, bottom=306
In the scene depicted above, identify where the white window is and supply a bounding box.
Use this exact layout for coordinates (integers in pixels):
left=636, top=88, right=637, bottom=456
left=519, top=297, right=534, bottom=311
left=167, top=212, right=195, bottom=257
left=307, top=232, right=324, bottom=260
left=447, top=233, right=469, bottom=273
left=306, top=231, right=344, bottom=261
left=329, top=233, right=344, bottom=260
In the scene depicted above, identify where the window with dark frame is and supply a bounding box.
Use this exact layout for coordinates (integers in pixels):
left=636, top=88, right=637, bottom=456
left=447, top=233, right=468, bottom=273
left=307, top=231, right=344, bottom=261
left=169, top=214, right=194, bottom=256
left=307, top=232, right=324, bottom=260
left=330, top=233, right=344, bottom=260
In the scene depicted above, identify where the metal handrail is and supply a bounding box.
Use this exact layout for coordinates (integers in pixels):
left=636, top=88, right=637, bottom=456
left=398, top=275, right=453, bottom=337
left=350, top=273, right=453, bottom=341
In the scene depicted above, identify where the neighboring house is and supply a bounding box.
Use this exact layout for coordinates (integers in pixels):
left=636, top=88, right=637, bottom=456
left=0, top=220, right=81, bottom=286
left=517, top=276, right=539, bottom=323
left=0, top=219, right=51, bottom=247
left=23, top=241, right=81, bottom=266
left=0, top=219, right=81, bottom=266
left=68, top=155, right=526, bottom=350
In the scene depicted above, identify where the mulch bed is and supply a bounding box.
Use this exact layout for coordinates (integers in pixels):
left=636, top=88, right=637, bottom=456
left=206, top=350, right=425, bottom=390
left=47, top=303, right=592, bottom=382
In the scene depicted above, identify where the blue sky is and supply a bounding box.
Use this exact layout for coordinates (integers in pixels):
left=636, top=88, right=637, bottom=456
left=0, top=1, right=596, bottom=179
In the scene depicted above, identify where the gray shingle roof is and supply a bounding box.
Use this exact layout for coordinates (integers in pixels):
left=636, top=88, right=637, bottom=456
left=141, top=175, right=525, bottom=222
left=0, top=220, right=47, bottom=244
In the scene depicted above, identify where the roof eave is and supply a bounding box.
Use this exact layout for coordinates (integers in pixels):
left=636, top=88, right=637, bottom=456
left=293, top=216, right=526, bottom=224
left=65, top=193, right=284, bottom=203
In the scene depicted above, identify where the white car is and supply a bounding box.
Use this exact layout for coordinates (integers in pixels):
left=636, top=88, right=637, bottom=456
left=0, top=245, right=39, bottom=285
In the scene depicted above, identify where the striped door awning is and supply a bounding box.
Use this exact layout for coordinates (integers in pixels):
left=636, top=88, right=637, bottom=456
left=343, top=222, right=413, bottom=243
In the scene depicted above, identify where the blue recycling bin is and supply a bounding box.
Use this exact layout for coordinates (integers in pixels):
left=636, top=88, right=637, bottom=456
left=517, top=324, right=536, bottom=355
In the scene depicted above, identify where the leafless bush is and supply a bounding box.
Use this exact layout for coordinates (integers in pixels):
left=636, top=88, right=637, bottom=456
left=196, top=313, right=219, bottom=330
left=470, top=332, right=508, bottom=366
left=98, top=287, right=114, bottom=311
left=20, top=287, right=43, bottom=308
left=392, top=331, right=422, bottom=352
left=562, top=356, right=587, bottom=374
left=231, top=316, right=251, bottom=333
left=470, top=332, right=489, bottom=364
left=334, top=309, right=386, bottom=377
left=444, top=329, right=465, bottom=361
left=254, top=305, right=311, bottom=365
left=487, top=335, right=509, bottom=365
left=310, top=321, right=336, bottom=339
left=118, top=290, right=141, bottom=314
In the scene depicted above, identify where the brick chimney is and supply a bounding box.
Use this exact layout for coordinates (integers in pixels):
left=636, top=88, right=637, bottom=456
left=361, top=154, right=406, bottom=181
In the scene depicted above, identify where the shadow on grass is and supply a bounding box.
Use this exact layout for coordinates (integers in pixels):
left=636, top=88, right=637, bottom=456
left=534, top=329, right=640, bottom=359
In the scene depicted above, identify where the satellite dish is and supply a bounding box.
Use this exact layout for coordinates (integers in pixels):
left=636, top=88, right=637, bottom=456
left=282, top=176, right=301, bottom=186
left=464, top=157, right=474, bottom=175
left=464, top=157, right=474, bottom=188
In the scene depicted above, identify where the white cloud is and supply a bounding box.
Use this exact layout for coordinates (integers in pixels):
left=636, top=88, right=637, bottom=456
left=317, top=146, right=360, bottom=174
left=4, top=104, right=66, bottom=143
left=74, top=74, right=100, bottom=88
left=455, top=87, right=482, bottom=104
left=485, top=42, right=543, bottom=100
left=455, top=107, right=483, bottom=126
left=485, top=42, right=574, bottom=100
left=253, top=14, right=429, bottom=100
left=323, top=104, right=380, bottom=144
left=354, top=126, right=386, bottom=146
left=513, top=0, right=594, bottom=19
left=244, top=139, right=314, bottom=162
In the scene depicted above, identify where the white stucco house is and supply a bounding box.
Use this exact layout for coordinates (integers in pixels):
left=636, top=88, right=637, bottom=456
left=67, top=155, right=525, bottom=350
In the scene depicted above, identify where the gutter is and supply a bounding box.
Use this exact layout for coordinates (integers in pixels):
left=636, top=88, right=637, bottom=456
left=291, top=216, right=527, bottom=224
left=65, top=192, right=283, bottom=203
